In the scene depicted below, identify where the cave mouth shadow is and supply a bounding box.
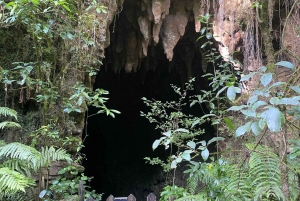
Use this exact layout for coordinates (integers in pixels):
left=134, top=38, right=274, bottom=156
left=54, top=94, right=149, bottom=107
left=81, top=68, right=216, bottom=200
left=81, top=2, right=218, bottom=199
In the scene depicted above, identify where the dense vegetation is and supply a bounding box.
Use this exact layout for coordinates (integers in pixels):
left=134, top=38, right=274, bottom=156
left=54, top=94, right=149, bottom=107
left=0, top=0, right=300, bottom=201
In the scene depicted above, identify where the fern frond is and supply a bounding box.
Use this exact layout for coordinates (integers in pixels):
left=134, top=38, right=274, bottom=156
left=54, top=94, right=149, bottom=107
left=0, top=121, right=21, bottom=129
left=0, top=167, right=34, bottom=194
left=40, top=146, right=72, bottom=167
left=246, top=143, right=284, bottom=200
left=1, top=159, right=32, bottom=177
left=0, top=191, right=27, bottom=201
left=0, top=142, right=42, bottom=170
left=0, top=107, right=18, bottom=120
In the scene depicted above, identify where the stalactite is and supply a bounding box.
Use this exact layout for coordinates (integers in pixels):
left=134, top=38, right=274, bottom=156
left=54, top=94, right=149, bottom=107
left=105, top=0, right=248, bottom=74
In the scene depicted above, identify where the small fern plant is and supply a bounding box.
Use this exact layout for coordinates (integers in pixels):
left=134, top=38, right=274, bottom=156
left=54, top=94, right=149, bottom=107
left=0, top=107, right=72, bottom=199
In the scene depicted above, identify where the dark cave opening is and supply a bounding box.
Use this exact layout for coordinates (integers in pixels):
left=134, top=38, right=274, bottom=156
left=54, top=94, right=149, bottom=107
left=81, top=1, right=218, bottom=199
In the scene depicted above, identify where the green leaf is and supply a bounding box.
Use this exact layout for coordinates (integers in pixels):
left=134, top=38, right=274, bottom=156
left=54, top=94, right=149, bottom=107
left=227, top=86, right=236, bottom=101
left=163, top=130, right=171, bottom=137
left=152, top=138, right=163, bottom=150
left=201, top=148, right=209, bottom=161
left=277, top=98, right=299, bottom=105
left=77, top=96, right=83, bottom=106
left=251, top=121, right=261, bottom=136
left=207, top=137, right=225, bottom=145
left=236, top=121, right=252, bottom=137
left=171, top=160, right=177, bottom=169
left=251, top=100, right=267, bottom=111
left=227, top=105, right=247, bottom=111
left=240, top=72, right=257, bottom=81
left=191, top=119, right=200, bottom=128
left=187, top=141, right=196, bottom=149
left=206, top=32, right=212, bottom=39
left=261, top=107, right=283, bottom=132
left=275, top=61, right=294, bottom=70
left=260, top=73, right=272, bottom=86
left=62, top=4, right=71, bottom=12
left=241, top=109, right=256, bottom=117
left=290, top=86, right=300, bottom=94
left=259, top=66, right=267, bottom=72
left=67, top=32, right=73, bottom=39
left=216, top=86, right=228, bottom=97
left=258, top=118, right=266, bottom=129
left=223, top=117, right=235, bottom=131
left=182, top=151, right=191, bottom=161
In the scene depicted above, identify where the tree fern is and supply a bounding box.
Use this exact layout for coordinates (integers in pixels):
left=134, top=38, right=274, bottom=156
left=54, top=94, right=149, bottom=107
left=0, top=167, right=34, bottom=194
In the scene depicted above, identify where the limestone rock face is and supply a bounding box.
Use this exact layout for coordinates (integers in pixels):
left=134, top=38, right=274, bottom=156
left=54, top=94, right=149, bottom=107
left=104, top=0, right=252, bottom=73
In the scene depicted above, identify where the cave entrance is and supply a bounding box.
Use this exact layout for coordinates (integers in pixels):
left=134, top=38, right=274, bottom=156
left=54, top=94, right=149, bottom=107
left=82, top=0, right=216, bottom=199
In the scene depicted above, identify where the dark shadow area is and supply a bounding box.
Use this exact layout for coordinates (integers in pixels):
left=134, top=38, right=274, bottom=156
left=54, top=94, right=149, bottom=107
left=81, top=2, right=217, bottom=199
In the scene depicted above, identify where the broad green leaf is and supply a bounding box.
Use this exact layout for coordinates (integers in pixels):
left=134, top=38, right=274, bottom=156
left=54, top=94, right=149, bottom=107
left=60, top=32, right=67, bottom=39
left=240, top=72, right=257, bottom=82
left=277, top=98, right=299, bottom=105
left=191, top=119, right=200, bottom=128
left=153, top=138, right=163, bottom=150
left=241, top=109, right=256, bottom=117
left=259, top=66, right=267, bottom=72
left=187, top=141, right=196, bottom=149
left=200, top=27, right=206, bottom=35
left=290, top=86, right=300, bottom=94
left=268, top=82, right=286, bottom=89
left=251, top=101, right=267, bottom=111
left=171, top=160, right=177, bottom=169
left=223, top=117, right=235, bottom=131
left=67, top=32, right=73, bottom=39
left=260, top=73, right=272, bottom=86
left=275, top=61, right=294, bottom=70
left=39, top=190, right=47, bottom=198
left=182, top=152, right=191, bottom=161
left=227, top=105, right=247, bottom=111
left=207, top=137, right=225, bottom=145
left=261, top=107, right=283, bottom=132
left=227, top=86, right=236, bottom=101
left=201, top=148, right=209, bottom=161
left=251, top=121, right=261, bottom=136
left=163, top=130, right=171, bottom=137
left=270, top=97, right=280, bottom=105
left=236, top=121, right=252, bottom=137
left=247, top=95, right=258, bottom=105
left=258, top=118, right=266, bottom=129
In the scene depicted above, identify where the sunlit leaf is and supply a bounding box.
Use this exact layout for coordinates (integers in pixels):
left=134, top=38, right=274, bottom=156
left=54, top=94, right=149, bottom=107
left=187, top=141, right=196, bottom=149
left=227, top=86, right=236, bottom=101
left=201, top=148, right=209, bottom=161
left=207, top=137, right=225, bottom=145
left=290, top=86, right=300, bottom=94
left=275, top=61, right=294, bottom=70
left=240, top=72, right=257, bottom=81
left=251, top=121, right=261, bottom=136
left=260, top=73, right=272, bottom=86
left=261, top=107, right=284, bottom=132
left=236, top=121, right=252, bottom=137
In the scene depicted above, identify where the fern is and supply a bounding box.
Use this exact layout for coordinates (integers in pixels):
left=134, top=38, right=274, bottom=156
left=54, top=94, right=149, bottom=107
left=0, top=142, right=42, bottom=170
left=0, top=121, right=21, bottom=129
left=0, top=167, right=34, bottom=194
left=40, top=146, right=72, bottom=167
left=0, top=107, right=18, bottom=120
